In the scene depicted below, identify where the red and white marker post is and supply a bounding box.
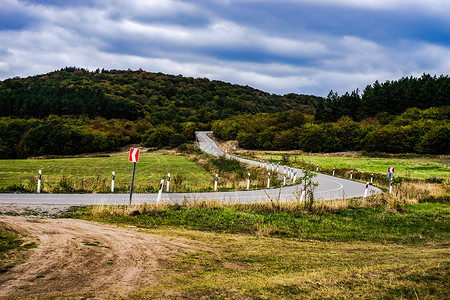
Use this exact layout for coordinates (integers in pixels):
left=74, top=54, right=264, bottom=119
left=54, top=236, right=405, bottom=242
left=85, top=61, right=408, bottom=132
left=364, top=182, right=369, bottom=198
left=387, top=167, right=395, bottom=194
left=128, top=148, right=140, bottom=205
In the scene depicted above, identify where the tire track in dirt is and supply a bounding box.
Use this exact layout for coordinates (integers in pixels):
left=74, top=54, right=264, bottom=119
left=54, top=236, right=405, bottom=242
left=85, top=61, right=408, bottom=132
left=0, top=216, right=190, bottom=299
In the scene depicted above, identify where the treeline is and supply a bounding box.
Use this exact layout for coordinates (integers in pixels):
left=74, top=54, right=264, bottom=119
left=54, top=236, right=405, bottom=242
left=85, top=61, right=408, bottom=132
left=0, top=115, right=205, bottom=158
left=0, top=116, right=153, bottom=158
left=0, top=67, right=319, bottom=126
left=212, top=107, right=450, bottom=154
left=316, top=74, right=450, bottom=122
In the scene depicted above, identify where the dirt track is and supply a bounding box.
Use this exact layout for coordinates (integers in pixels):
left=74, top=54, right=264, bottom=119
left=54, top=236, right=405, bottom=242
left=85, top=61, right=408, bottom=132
left=0, top=216, right=190, bottom=299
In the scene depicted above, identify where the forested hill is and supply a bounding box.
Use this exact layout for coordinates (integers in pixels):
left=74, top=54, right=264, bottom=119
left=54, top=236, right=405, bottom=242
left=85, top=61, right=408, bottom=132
left=316, top=74, right=450, bottom=122
left=0, top=67, right=320, bottom=124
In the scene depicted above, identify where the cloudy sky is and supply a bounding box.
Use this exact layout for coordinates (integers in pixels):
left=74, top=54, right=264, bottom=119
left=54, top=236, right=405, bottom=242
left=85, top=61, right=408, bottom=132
left=1, top=0, right=449, bottom=96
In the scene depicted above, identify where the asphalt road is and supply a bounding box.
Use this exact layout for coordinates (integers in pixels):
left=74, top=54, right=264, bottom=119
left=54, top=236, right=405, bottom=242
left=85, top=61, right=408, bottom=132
left=0, top=131, right=381, bottom=206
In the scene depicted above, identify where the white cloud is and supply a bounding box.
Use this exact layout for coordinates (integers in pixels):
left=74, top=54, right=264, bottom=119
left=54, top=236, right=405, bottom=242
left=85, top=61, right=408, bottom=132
left=224, top=0, right=450, bottom=18
left=0, top=0, right=449, bottom=97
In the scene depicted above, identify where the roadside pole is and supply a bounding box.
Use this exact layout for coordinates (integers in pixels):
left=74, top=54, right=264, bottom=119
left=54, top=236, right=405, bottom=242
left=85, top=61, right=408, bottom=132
left=364, top=182, right=369, bottom=198
left=214, top=174, right=218, bottom=191
left=267, top=172, right=270, bottom=188
left=129, top=162, right=136, bottom=205
left=166, top=173, right=170, bottom=193
left=157, top=179, right=164, bottom=203
left=111, top=171, right=115, bottom=193
left=128, top=148, right=140, bottom=206
left=388, top=167, right=395, bottom=194
left=37, top=170, right=42, bottom=194
left=247, top=173, right=250, bottom=190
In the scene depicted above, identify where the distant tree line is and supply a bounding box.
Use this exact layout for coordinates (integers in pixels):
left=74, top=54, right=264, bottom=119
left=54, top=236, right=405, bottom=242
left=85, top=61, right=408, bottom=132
left=316, top=74, right=450, bottom=122
left=212, top=107, right=449, bottom=155
left=0, top=116, right=153, bottom=158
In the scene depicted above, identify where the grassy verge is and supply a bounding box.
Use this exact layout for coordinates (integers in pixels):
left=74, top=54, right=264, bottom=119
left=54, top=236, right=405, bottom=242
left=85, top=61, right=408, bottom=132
left=241, top=151, right=449, bottom=182
left=70, top=201, right=449, bottom=245
left=69, top=199, right=449, bottom=299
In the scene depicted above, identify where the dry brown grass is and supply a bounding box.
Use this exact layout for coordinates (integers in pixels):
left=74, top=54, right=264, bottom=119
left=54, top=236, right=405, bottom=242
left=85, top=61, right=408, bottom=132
left=90, top=180, right=448, bottom=219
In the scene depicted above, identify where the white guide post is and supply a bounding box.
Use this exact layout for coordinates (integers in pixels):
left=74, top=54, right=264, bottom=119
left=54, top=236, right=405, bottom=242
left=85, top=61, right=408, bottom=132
left=166, top=173, right=170, bottom=193
left=157, top=179, right=164, bottom=203
left=111, top=171, right=115, bottom=193
left=247, top=173, right=250, bottom=190
left=333, top=167, right=335, bottom=176
left=37, top=170, right=42, bottom=194
left=350, top=170, right=353, bottom=180
left=214, top=174, right=218, bottom=191
left=267, top=172, right=270, bottom=188
left=364, top=182, right=369, bottom=198
left=300, top=187, right=306, bottom=202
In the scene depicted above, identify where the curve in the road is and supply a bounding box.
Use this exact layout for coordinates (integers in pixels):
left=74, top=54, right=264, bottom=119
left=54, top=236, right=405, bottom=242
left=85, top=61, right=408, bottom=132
left=0, top=132, right=381, bottom=206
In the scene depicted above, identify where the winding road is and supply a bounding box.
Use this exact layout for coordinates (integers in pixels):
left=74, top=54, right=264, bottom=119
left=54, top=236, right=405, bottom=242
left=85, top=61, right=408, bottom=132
left=0, top=132, right=381, bottom=207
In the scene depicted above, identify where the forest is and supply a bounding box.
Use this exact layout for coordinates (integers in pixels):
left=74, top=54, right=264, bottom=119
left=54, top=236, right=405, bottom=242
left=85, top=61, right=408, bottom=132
left=0, top=68, right=448, bottom=158
left=212, top=107, right=449, bottom=154
left=0, top=67, right=318, bottom=158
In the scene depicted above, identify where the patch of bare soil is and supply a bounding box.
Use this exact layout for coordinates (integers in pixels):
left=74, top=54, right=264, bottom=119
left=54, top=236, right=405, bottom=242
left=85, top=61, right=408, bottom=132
left=0, top=216, right=190, bottom=299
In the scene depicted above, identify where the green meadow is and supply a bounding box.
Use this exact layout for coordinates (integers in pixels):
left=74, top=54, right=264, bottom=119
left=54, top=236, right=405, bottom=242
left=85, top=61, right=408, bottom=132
left=254, top=153, right=449, bottom=181
left=0, top=151, right=213, bottom=193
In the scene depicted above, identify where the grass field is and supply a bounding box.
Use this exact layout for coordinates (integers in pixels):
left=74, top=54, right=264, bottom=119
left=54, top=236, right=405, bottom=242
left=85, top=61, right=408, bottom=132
left=0, top=151, right=213, bottom=193
left=70, top=201, right=450, bottom=299
left=247, top=153, right=449, bottom=181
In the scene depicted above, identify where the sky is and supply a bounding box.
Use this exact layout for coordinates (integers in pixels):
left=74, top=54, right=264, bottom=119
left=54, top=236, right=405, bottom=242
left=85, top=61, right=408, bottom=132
left=0, top=0, right=449, bottom=96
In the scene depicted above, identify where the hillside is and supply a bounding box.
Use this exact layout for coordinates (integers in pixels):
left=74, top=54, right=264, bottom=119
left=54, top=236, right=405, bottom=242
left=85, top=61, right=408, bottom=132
left=0, top=67, right=320, bottom=124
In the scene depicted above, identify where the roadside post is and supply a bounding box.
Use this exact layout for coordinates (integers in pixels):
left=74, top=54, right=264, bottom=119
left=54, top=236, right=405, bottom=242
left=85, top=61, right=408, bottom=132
left=214, top=174, right=218, bottom=191
left=267, top=172, right=270, bottom=188
left=247, top=173, right=250, bottom=190
left=157, top=179, right=164, bottom=203
left=300, top=186, right=306, bottom=202
left=364, top=182, right=369, bottom=198
left=371, top=173, right=374, bottom=184
left=128, top=148, right=140, bottom=205
left=350, top=169, right=353, bottom=180
left=293, top=171, right=297, bottom=183
left=283, top=171, right=286, bottom=186
left=333, top=167, right=335, bottom=176
left=166, top=173, right=170, bottom=193
left=316, top=165, right=319, bottom=172
left=388, top=167, right=395, bottom=194
left=37, top=170, right=42, bottom=193
left=111, top=171, right=115, bottom=193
